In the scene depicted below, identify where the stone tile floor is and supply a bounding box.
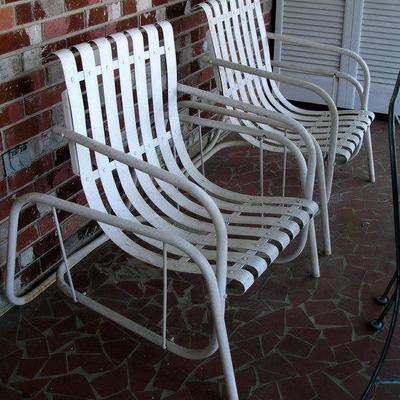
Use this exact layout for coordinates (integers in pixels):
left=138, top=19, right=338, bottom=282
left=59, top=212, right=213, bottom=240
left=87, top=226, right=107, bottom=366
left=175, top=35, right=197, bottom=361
left=1, top=118, right=400, bottom=399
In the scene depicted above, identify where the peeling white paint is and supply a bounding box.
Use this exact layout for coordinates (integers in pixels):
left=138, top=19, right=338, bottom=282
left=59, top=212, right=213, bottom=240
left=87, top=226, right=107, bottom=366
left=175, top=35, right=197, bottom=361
left=46, top=62, right=64, bottom=85
left=108, top=2, right=121, bottom=21
left=36, top=0, right=64, bottom=17
left=137, top=0, right=152, bottom=12
left=0, top=55, right=22, bottom=82
left=22, top=48, right=42, bottom=71
left=20, top=247, right=34, bottom=268
left=26, top=24, right=42, bottom=46
left=155, top=7, right=166, bottom=22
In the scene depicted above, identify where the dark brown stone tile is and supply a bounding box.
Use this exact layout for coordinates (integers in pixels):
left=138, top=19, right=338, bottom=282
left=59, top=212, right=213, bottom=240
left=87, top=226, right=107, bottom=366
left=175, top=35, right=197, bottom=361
left=16, top=357, right=47, bottom=379
left=91, top=365, right=129, bottom=398
left=277, top=334, right=313, bottom=358
left=48, top=374, right=95, bottom=399
left=40, top=353, right=67, bottom=376
left=0, top=350, right=23, bottom=382
left=278, top=376, right=315, bottom=400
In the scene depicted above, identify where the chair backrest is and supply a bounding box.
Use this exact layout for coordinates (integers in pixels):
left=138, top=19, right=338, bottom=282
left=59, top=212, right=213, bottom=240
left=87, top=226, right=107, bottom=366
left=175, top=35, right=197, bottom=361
left=199, top=0, right=282, bottom=112
left=55, top=22, right=206, bottom=265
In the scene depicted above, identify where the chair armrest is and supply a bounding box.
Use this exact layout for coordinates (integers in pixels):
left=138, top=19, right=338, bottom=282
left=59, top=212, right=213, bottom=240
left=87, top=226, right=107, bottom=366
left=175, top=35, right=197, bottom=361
left=270, top=60, right=363, bottom=104
left=177, top=84, right=316, bottom=200
left=52, top=126, right=228, bottom=299
left=199, top=55, right=338, bottom=184
left=268, top=32, right=370, bottom=109
left=6, top=193, right=223, bottom=308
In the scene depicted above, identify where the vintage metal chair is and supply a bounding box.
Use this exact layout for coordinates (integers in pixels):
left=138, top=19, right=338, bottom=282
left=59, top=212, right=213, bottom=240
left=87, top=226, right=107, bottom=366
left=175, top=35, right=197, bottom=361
left=6, top=22, right=320, bottom=399
left=198, top=0, right=376, bottom=256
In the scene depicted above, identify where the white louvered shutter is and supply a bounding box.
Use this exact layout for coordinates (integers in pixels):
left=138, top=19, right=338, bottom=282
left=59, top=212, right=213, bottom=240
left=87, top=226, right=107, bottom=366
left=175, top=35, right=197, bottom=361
left=274, top=0, right=400, bottom=113
left=356, top=0, right=400, bottom=113
left=274, top=0, right=348, bottom=106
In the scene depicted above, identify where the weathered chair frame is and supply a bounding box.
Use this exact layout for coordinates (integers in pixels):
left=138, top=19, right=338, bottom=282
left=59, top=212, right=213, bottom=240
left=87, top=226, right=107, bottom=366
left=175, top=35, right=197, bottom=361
left=6, top=21, right=321, bottom=400
left=198, top=0, right=376, bottom=256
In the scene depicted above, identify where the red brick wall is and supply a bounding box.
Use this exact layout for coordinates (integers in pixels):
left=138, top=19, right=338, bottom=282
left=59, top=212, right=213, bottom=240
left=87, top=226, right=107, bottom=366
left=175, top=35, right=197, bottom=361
left=0, top=0, right=273, bottom=310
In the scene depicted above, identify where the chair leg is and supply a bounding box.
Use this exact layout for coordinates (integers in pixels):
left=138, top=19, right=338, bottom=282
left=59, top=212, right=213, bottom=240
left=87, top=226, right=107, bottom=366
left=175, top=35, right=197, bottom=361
left=315, top=141, right=331, bottom=255
left=308, top=219, right=320, bottom=278
left=208, top=289, right=239, bottom=400
left=215, top=318, right=239, bottom=400
left=365, top=127, right=376, bottom=183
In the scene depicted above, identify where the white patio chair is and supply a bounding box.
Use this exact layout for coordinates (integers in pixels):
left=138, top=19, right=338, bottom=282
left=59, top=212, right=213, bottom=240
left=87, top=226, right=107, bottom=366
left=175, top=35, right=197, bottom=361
left=198, top=0, right=376, bottom=256
left=6, top=22, right=320, bottom=400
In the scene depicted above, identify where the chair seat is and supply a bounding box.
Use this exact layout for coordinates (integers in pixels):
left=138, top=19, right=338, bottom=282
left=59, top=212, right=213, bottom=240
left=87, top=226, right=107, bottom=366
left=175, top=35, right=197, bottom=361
left=289, top=110, right=375, bottom=163
left=167, top=195, right=318, bottom=294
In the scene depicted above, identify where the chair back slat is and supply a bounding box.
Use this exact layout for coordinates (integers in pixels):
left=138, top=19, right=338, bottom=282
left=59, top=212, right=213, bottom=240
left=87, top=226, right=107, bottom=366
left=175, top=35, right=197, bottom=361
left=56, top=22, right=216, bottom=254
left=200, top=0, right=290, bottom=148
left=201, top=0, right=280, bottom=106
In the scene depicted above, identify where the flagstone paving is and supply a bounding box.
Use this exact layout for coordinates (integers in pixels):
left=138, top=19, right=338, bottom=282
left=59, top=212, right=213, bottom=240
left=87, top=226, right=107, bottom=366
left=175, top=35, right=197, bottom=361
left=1, top=118, right=399, bottom=399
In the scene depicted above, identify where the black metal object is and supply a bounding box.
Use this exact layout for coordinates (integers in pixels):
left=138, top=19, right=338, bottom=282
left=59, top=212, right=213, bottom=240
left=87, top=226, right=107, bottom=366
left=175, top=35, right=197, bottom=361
left=375, top=273, right=395, bottom=306
left=361, top=70, right=400, bottom=399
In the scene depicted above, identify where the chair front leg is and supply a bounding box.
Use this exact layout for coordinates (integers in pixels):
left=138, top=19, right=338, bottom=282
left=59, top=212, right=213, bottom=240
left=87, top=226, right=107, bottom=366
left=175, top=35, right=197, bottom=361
left=366, top=127, right=376, bottom=183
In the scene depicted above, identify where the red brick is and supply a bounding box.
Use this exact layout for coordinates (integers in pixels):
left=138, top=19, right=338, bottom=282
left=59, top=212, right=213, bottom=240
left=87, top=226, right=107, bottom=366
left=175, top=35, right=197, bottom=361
left=41, top=39, right=67, bottom=58
left=74, top=191, right=86, bottom=205
left=8, top=154, right=53, bottom=191
left=25, top=83, right=65, bottom=115
left=62, top=214, right=89, bottom=238
left=0, top=7, right=15, bottom=30
left=65, top=0, right=99, bottom=11
left=4, top=111, right=52, bottom=148
left=54, top=145, right=70, bottom=166
left=18, top=205, right=40, bottom=230
left=153, top=0, right=168, bottom=6
left=104, top=21, right=119, bottom=36
left=0, top=197, right=13, bottom=221
left=52, top=163, right=74, bottom=187
left=0, top=179, right=7, bottom=200
left=33, top=231, right=58, bottom=259
left=116, top=17, right=137, bottom=32
left=0, top=29, right=30, bottom=55
left=38, top=214, right=54, bottom=235
left=56, top=176, right=81, bottom=200
left=39, top=246, right=61, bottom=273
left=0, top=101, right=24, bottom=128
left=32, top=1, right=47, bottom=20
left=43, top=13, right=85, bottom=41
left=88, top=6, right=108, bottom=26
left=15, top=4, right=33, bottom=24
left=0, top=71, right=45, bottom=104
left=66, top=28, right=105, bottom=47
left=140, top=11, right=156, bottom=25
left=19, top=260, right=41, bottom=287
left=17, top=225, right=38, bottom=251
left=121, top=0, right=136, bottom=15
left=166, top=3, right=186, bottom=19
left=33, top=173, right=53, bottom=194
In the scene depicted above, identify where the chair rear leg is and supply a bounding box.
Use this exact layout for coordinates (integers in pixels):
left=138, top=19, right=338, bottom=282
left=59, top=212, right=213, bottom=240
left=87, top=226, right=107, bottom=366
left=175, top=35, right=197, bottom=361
left=308, top=219, right=320, bottom=278
left=215, top=318, right=239, bottom=400
left=208, top=288, right=239, bottom=400
left=365, top=127, right=376, bottom=183
left=316, top=150, right=331, bottom=256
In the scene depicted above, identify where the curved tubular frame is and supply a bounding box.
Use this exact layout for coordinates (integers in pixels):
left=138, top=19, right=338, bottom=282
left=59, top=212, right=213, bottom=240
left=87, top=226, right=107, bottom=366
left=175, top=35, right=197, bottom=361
left=201, top=55, right=339, bottom=201
left=53, top=126, right=229, bottom=301
left=270, top=60, right=364, bottom=104
left=6, top=193, right=238, bottom=399
left=179, top=83, right=331, bottom=255
left=179, top=113, right=319, bottom=271
left=268, top=32, right=375, bottom=184
left=7, top=148, right=240, bottom=399
left=267, top=32, right=370, bottom=110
